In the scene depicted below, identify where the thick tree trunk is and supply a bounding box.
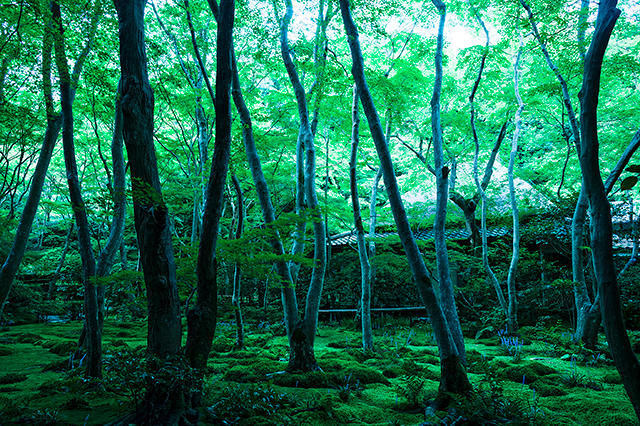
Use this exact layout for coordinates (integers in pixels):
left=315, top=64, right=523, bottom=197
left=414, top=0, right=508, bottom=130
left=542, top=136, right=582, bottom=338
left=115, top=0, right=181, bottom=372
left=577, top=1, right=640, bottom=421
left=339, top=0, right=471, bottom=403
left=52, top=1, right=101, bottom=379
left=185, top=0, right=234, bottom=378
left=350, top=86, right=374, bottom=352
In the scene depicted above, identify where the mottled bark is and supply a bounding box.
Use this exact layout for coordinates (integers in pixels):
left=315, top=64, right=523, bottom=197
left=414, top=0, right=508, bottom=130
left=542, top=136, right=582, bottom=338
left=577, top=1, right=640, bottom=421
left=339, top=0, right=470, bottom=400
left=430, top=0, right=466, bottom=366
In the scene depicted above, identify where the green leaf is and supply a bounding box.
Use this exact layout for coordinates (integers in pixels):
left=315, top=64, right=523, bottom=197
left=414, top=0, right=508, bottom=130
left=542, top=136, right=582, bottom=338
left=620, top=176, right=638, bottom=191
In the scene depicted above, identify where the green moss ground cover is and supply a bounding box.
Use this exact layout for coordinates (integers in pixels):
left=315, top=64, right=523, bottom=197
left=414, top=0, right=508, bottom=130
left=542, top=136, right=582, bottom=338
left=0, top=316, right=637, bottom=425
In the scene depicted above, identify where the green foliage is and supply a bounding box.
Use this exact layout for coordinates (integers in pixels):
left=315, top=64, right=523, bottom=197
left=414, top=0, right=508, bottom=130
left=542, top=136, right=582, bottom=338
left=395, top=375, right=427, bottom=409
left=206, top=381, right=299, bottom=425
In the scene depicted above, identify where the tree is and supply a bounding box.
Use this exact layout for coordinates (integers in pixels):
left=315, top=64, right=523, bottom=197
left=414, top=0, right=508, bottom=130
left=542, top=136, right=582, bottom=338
left=339, top=0, right=471, bottom=406
left=52, top=0, right=102, bottom=378
left=0, top=0, right=97, bottom=318
left=112, top=0, right=182, bottom=421
left=349, top=86, right=374, bottom=352
left=577, top=0, right=640, bottom=420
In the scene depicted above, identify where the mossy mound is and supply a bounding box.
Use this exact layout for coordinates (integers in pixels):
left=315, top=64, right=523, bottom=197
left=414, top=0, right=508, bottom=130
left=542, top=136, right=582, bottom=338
left=330, top=365, right=390, bottom=386
left=382, top=366, right=402, bottom=378
left=12, top=332, right=43, bottom=343
left=223, top=359, right=285, bottom=383
left=529, top=381, right=567, bottom=397
left=601, top=370, right=622, bottom=384
left=210, top=336, right=236, bottom=353
left=0, top=345, right=13, bottom=356
left=42, top=340, right=76, bottom=355
left=0, top=373, right=28, bottom=384
left=498, top=361, right=557, bottom=384
left=42, top=359, right=69, bottom=372
left=271, top=370, right=330, bottom=388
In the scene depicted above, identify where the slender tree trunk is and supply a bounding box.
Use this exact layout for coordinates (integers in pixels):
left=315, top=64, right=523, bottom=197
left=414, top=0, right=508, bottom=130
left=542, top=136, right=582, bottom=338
left=577, top=1, right=640, bottom=421
left=47, top=222, right=74, bottom=300
left=505, top=32, right=524, bottom=334
left=185, top=0, right=234, bottom=380
left=95, top=78, right=126, bottom=329
left=350, top=86, right=373, bottom=352
left=231, top=174, right=245, bottom=350
left=339, top=0, right=470, bottom=404
left=430, top=0, right=466, bottom=367
left=52, top=1, right=101, bottom=379
left=278, top=0, right=327, bottom=372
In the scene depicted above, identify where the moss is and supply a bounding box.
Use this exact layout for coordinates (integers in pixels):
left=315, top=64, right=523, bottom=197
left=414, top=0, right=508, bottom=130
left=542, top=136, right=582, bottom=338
left=272, top=371, right=330, bottom=388
left=0, top=345, right=13, bottom=356
left=331, top=365, right=390, bottom=386
left=42, top=359, right=69, bottom=372
left=498, top=361, right=557, bottom=384
left=110, top=339, right=128, bottom=347
left=0, top=373, right=28, bottom=384
left=400, top=359, right=423, bottom=375
left=12, top=332, right=43, bottom=343
left=529, top=382, right=567, bottom=397
left=45, top=340, right=77, bottom=355
left=210, top=336, right=235, bottom=353
left=382, top=366, right=402, bottom=378
left=601, top=370, right=622, bottom=384
left=223, top=359, right=284, bottom=382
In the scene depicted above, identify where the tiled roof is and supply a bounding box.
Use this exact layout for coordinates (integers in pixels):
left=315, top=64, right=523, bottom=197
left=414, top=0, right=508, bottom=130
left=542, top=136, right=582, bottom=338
left=330, top=226, right=510, bottom=246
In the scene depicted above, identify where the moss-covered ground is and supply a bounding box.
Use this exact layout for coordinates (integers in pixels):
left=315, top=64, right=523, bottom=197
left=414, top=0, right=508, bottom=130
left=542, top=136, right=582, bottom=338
left=0, top=314, right=637, bottom=425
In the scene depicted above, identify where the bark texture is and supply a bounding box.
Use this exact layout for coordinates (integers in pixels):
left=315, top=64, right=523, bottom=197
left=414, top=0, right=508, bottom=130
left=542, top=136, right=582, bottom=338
left=577, top=1, right=640, bottom=421
left=115, top=0, right=181, bottom=361
left=185, top=0, right=235, bottom=374
left=430, top=0, right=466, bottom=366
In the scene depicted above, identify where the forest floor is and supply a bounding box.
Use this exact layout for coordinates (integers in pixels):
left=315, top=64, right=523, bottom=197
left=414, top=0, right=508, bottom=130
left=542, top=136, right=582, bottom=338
left=0, top=312, right=638, bottom=426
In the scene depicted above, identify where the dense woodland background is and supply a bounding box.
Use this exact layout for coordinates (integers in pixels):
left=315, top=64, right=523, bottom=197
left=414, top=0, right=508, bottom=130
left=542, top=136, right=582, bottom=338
left=0, top=0, right=640, bottom=424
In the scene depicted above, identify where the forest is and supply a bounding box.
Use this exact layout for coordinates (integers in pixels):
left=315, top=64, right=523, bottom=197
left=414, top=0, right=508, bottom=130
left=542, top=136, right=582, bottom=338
left=0, top=0, right=639, bottom=424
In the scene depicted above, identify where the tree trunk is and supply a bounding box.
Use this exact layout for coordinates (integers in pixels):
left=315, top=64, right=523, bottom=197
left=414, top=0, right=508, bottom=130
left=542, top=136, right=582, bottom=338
left=52, top=0, right=102, bottom=379
left=95, top=78, right=126, bottom=329
left=115, top=0, right=182, bottom=380
left=231, top=174, right=245, bottom=350
left=577, top=1, right=640, bottom=421
left=350, top=86, right=374, bottom=352
left=505, top=32, right=524, bottom=334
left=339, top=0, right=471, bottom=403
left=278, top=0, right=327, bottom=372
left=430, top=0, right=466, bottom=366
left=47, top=222, right=74, bottom=300
left=185, top=0, right=234, bottom=380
